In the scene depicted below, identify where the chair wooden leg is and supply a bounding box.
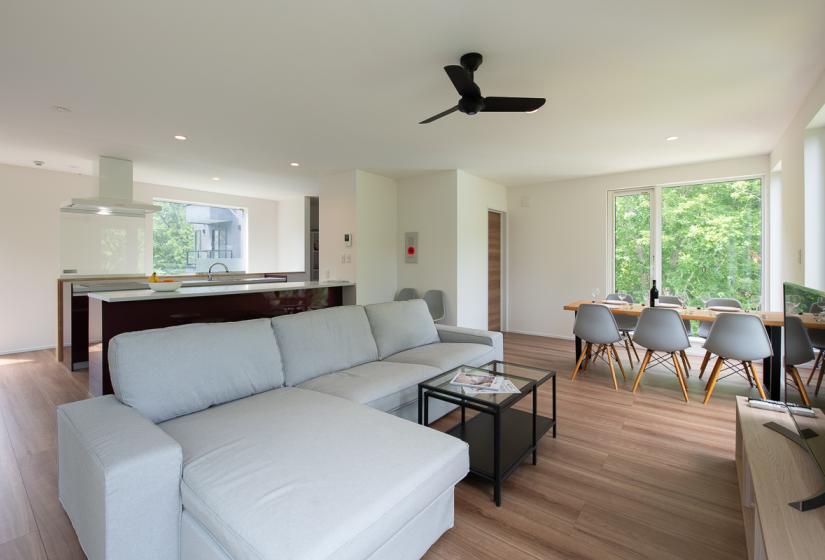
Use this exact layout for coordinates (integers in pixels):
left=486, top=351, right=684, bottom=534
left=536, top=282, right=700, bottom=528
left=628, top=337, right=640, bottom=362
left=808, top=350, right=822, bottom=384
left=571, top=342, right=590, bottom=380
left=817, top=358, right=825, bottom=396
left=788, top=366, right=811, bottom=407
left=606, top=346, right=618, bottom=390
left=671, top=353, right=689, bottom=402
left=611, top=344, right=627, bottom=380
left=632, top=350, right=653, bottom=393
left=699, top=351, right=711, bottom=379
left=582, top=344, right=593, bottom=370
left=623, top=337, right=634, bottom=366
left=680, top=350, right=691, bottom=378
left=703, top=357, right=724, bottom=405
left=746, top=362, right=766, bottom=400
left=742, top=362, right=753, bottom=387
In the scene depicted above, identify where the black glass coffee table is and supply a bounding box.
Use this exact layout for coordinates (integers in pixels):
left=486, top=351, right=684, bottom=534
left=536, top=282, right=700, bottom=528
left=418, top=360, right=556, bottom=506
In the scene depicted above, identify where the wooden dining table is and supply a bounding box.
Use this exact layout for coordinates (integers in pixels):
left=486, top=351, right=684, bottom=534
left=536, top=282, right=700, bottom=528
left=563, top=300, right=825, bottom=400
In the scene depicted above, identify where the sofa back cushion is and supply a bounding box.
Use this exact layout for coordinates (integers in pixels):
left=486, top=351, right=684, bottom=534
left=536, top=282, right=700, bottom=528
left=271, top=306, right=379, bottom=386
left=364, top=300, right=440, bottom=359
left=109, top=319, right=284, bottom=423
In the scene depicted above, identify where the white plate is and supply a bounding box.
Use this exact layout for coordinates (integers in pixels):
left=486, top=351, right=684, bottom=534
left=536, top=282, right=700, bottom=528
left=655, top=302, right=681, bottom=309
left=149, top=281, right=182, bottom=292
left=708, top=305, right=741, bottom=312
left=600, top=299, right=629, bottom=306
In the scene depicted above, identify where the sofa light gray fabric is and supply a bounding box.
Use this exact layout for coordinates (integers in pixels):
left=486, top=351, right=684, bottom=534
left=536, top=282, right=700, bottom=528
left=58, top=396, right=182, bottom=560
left=272, top=306, right=379, bottom=386
left=109, top=319, right=284, bottom=423
left=436, top=324, right=504, bottom=349
left=386, top=342, right=496, bottom=371
left=160, top=387, right=468, bottom=560
left=298, top=360, right=440, bottom=414
left=365, top=300, right=440, bottom=359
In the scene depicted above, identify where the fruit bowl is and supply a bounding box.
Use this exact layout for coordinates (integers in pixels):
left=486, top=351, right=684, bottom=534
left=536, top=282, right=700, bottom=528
left=148, top=281, right=182, bottom=292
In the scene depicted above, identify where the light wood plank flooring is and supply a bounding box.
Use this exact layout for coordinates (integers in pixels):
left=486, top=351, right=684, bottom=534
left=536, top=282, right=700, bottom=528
left=0, top=334, right=792, bottom=559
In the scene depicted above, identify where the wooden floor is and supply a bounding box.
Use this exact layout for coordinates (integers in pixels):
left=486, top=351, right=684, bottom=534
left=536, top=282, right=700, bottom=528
left=0, top=333, right=795, bottom=559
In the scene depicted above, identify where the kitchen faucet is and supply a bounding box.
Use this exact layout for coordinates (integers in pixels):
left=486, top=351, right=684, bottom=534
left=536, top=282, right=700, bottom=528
left=207, top=262, right=230, bottom=281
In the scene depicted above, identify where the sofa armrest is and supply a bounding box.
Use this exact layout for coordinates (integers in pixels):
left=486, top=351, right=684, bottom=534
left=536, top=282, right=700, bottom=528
left=58, top=395, right=182, bottom=560
left=436, top=325, right=504, bottom=360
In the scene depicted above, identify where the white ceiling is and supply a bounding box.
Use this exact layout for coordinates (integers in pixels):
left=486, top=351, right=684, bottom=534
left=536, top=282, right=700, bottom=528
left=1, top=0, right=824, bottom=200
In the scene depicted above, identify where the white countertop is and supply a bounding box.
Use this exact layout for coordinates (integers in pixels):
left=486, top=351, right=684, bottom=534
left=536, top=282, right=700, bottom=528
left=87, top=281, right=355, bottom=302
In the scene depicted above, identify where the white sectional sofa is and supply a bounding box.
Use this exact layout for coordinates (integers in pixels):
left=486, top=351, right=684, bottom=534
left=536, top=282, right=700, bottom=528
left=57, top=300, right=503, bottom=560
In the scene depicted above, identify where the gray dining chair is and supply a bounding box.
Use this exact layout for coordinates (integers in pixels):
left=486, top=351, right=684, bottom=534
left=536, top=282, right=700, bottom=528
left=631, top=307, right=692, bottom=402
left=423, top=290, right=445, bottom=323
left=697, top=298, right=743, bottom=378
left=658, top=295, right=692, bottom=375
left=786, top=315, right=814, bottom=406
left=805, top=303, right=825, bottom=393
left=395, top=288, right=418, bottom=301
left=701, top=313, right=769, bottom=404
left=571, top=304, right=627, bottom=390
left=606, top=292, right=640, bottom=365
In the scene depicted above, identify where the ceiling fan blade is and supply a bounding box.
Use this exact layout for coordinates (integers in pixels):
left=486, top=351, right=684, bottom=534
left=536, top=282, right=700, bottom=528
left=444, top=65, right=481, bottom=98
left=482, top=97, right=546, bottom=113
left=419, top=105, right=459, bottom=124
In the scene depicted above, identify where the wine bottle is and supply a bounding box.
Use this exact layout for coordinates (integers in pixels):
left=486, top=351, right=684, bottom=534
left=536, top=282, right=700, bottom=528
left=649, top=280, right=659, bottom=307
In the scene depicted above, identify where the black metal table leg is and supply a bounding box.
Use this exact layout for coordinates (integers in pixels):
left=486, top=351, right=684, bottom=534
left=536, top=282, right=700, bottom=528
left=765, top=325, right=783, bottom=400
left=423, top=390, right=429, bottom=427
left=574, top=310, right=582, bottom=362
left=460, top=399, right=466, bottom=439
left=552, top=374, right=557, bottom=438
left=494, top=409, right=501, bottom=507
left=417, top=385, right=423, bottom=425
left=532, top=385, right=538, bottom=465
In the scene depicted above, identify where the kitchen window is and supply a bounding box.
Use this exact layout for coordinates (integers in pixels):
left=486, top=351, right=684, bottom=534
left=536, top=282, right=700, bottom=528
left=152, top=200, right=247, bottom=274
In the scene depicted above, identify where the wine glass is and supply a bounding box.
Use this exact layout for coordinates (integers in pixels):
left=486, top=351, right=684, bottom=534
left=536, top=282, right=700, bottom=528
left=592, top=288, right=600, bottom=303
left=618, top=292, right=629, bottom=305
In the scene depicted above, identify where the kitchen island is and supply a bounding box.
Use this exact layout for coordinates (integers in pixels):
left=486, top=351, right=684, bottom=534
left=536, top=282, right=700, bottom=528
left=86, top=280, right=355, bottom=396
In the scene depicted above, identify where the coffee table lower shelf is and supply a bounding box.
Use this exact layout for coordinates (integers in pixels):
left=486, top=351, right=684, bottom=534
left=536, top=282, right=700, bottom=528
left=447, top=408, right=554, bottom=482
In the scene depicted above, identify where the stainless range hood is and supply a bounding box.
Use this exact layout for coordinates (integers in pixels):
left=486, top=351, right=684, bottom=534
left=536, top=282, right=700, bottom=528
left=61, top=156, right=161, bottom=217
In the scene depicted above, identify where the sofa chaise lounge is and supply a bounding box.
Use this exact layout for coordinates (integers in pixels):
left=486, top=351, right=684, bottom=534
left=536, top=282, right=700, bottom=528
left=58, top=299, right=503, bottom=560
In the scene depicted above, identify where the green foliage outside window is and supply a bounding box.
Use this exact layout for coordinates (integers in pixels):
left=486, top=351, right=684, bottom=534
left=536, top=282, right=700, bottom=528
left=152, top=201, right=195, bottom=274
left=614, top=179, right=762, bottom=316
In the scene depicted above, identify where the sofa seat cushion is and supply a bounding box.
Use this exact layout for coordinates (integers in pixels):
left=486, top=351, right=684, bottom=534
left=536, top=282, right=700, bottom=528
left=272, top=306, right=379, bottom=387
left=298, top=361, right=440, bottom=414
left=109, top=318, right=284, bottom=423
left=385, top=342, right=496, bottom=371
left=364, top=300, right=440, bottom=359
left=159, top=387, right=468, bottom=560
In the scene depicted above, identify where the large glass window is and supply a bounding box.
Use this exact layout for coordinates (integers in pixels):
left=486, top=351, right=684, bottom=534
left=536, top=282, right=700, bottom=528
left=152, top=200, right=246, bottom=274
left=611, top=178, right=763, bottom=310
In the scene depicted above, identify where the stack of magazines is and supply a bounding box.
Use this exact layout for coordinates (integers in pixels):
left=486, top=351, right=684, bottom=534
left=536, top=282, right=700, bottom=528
left=449, top=367, right=521, bottom=395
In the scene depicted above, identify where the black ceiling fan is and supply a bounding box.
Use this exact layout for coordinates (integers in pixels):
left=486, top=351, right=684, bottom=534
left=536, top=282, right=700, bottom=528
left=419, top=52, right=546, bottom=124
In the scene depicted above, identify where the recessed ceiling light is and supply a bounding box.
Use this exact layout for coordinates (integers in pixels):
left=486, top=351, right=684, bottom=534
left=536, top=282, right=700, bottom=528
left=52, top=105, right=71, bottom=112
left=289, top=162, right=300, bottom=167
left=174, top=135, right=188, bottom=141
left=666, top=136, right=679, bottom=142
left=525, top=109, right=540, bottom=114
left=97, top=208, right=112, bottom=215
left=212, top=177, right=221, bottom=181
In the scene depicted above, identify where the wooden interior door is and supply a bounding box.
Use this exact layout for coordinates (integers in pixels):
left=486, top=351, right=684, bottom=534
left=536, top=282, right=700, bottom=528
left=488, top=211, right=502, bottom=331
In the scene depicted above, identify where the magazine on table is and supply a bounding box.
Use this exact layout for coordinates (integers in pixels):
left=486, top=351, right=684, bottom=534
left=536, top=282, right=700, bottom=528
left=449, top=367, right=521, bottom=395
left=461, top=378, right=521, bottom=396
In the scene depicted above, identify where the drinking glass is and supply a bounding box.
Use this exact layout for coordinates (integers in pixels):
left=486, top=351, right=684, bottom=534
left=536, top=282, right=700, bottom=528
left=592, top=288, right=600, bottom=303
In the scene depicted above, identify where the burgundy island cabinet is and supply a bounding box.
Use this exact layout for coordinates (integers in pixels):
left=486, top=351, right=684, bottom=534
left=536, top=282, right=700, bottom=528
left=86, top=281, right=355, bottom=396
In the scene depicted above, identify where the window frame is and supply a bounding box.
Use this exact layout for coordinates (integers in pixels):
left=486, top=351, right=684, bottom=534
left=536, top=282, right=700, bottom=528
left=606, top=174, right=768, bottom=308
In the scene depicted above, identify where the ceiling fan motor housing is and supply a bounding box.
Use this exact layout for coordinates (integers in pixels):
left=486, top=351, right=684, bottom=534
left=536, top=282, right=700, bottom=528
left=458, top=96, right=485, bottom=115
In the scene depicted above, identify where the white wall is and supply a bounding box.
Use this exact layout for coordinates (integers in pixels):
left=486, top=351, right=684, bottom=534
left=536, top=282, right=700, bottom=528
left=0, top=163, right=296, bottom=354
left=456, top=171, right=507, bottom=329
left=770, top=69, right=825, bottom=285
left=355, top=170, right=398, bottom=304
left=318, top=170, right=357, bottom=282
left=804, top=127, right=825, bottom=290
left=276, top=196, right=307, bottom=273
left=506, top=155, right=770, bottom=339
left=397, top=171, right=459, bottom=325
